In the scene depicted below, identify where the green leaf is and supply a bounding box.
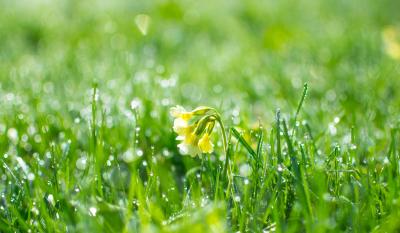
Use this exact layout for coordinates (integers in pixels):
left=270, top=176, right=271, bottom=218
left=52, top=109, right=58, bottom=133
left=231, top=127, right=257, bottom=160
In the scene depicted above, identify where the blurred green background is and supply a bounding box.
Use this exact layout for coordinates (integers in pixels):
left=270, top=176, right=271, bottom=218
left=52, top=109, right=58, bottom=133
left=1, top=0, right=399, bottom=126
left=1, top=0, right=400, bottom=232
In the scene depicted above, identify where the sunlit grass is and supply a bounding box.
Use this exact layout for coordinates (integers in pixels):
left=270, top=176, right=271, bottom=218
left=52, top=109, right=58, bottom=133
left=1, top=0, right=400, bottom=232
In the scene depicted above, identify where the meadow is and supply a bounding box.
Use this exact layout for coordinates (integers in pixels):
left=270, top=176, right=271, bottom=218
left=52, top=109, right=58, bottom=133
left=1, top=0, right=400, bottom=232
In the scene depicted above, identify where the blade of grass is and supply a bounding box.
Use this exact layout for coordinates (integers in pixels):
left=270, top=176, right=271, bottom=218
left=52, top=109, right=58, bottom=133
left=276, top=109, right=282, bottom=164
left=291, top=83, right=308, bottom=137
left=231, top=127, right=256, bottom=160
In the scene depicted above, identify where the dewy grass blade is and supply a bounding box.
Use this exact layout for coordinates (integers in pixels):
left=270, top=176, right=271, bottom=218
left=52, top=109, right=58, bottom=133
left=300, top=144, right=314, bottom=218
left=256, top=126, right=264, bottom=165
left=283, top=119, right=314, bottom=220
left=231, top=127, right=257, bottom=160
left=276, top=109, right=283, bottom=164
left=291, top=83, right=308, bottom=137
left=282, top=120, right=300, bottom=179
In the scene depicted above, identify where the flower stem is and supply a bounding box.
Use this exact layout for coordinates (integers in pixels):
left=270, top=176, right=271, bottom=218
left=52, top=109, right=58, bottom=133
left=214, top=113, right=231, bottom=198
left=216, top=116, right=228, bottom=154
left=207, top=108, right=227, bottom=150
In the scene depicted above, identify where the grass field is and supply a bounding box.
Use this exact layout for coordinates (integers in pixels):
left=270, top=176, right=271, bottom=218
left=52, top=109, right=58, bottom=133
left=1, top=0, right=400, bottom=232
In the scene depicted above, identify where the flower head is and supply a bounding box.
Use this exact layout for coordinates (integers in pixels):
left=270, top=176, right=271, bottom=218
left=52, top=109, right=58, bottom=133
left=382, top=26, right=400, bottom=60
left=170, top=105, right=216, bottom=157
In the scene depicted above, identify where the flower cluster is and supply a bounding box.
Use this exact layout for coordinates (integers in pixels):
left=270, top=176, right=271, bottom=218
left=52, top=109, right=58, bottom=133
left=170, top=105, right=218, bottom=157
left=382, top=26, right=400, bottom=60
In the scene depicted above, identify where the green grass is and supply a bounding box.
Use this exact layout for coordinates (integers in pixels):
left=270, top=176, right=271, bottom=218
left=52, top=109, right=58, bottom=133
left=1, top=0, right=400, bottom=232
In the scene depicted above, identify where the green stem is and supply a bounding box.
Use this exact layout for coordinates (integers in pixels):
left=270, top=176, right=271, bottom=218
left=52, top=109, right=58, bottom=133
left=207, top=108, right=227, bottom=151
left=197, top=108, right=230, bottom=198
left=214, top=114, right=230, bottom=198
left=216, top=116, right=228, bottom=154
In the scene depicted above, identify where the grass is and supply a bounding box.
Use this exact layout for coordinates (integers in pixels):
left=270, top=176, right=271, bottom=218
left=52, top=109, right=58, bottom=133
left=1, top=0, right=400, bottom=232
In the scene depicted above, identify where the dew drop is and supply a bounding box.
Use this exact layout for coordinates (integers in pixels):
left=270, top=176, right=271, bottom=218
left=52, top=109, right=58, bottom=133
left=47, top=194, right=55, bottom=206
left=334, top=117, right=340, bottom=124
left=137, top=149, right=144, bottom=157
left=122, top=150, right=134, bottom=163
left=89, top=207, right=97, bottom=217
left=7, top=128, right=18, bottom=142
left=27, top=173, right=35, bottom=181
left=76, top=157, right=87, bottom=170
left=130, top=98, right=142, bottom=110
left=239, top=164, right=251, bottom=177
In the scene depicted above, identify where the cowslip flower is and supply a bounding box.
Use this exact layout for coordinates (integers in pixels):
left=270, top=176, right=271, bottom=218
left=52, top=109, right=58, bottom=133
left=382, top=26, right=400, bottom=60
left=170, top=105, right=222, bottom=157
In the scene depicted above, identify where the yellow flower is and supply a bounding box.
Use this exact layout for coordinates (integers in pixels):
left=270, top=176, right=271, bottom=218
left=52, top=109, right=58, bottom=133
left=382, top=26, right=400, bottom=60
left=170, top=105, right=217, bottom=157
left=198, top=133, right=214, bottom=154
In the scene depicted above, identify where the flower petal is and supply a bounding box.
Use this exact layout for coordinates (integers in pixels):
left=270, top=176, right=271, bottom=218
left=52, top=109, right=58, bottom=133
left=198, top=133, right=214, bottom=153
left=178, top=142, right=200, bottom=157
left=173, top=118, right=188, bottom=134
left=170, top=105, right=186, bottom=117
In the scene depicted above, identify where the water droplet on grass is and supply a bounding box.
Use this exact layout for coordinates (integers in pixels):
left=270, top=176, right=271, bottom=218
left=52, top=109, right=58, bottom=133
left=7, top=128, right=18, bottom=142
left=27, top=173, right=35, bottom=181
left=34, top=135, right=42, bottom=143
left=334, top=117, right=340, bottom=124
left=328, top=123, right=337, bottom=136
left=74, top=117, right=81, bottom=124
left=21, top=134, right=28, bottom=142
left=16, top=157, right=28, bottom=173
left=89, top=207, right=97, bottom=217
left=76, top=157, right=87, bottom=170
left=162, top=149, right=171, bottom=157
left=137, top=149, right=144, bottom=157
left=239, top=164, right=251, bottom=177
left=47, top=194, right=55, bottom=206
left=31, top=207, right=39, bottom=215
left=38, top=160, right=45, bottom=166
left=45, top=152, right=52, bottom=159
left=383, top=157, right=390, bottom=164
left=122, top=149, right=134, bottom=163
